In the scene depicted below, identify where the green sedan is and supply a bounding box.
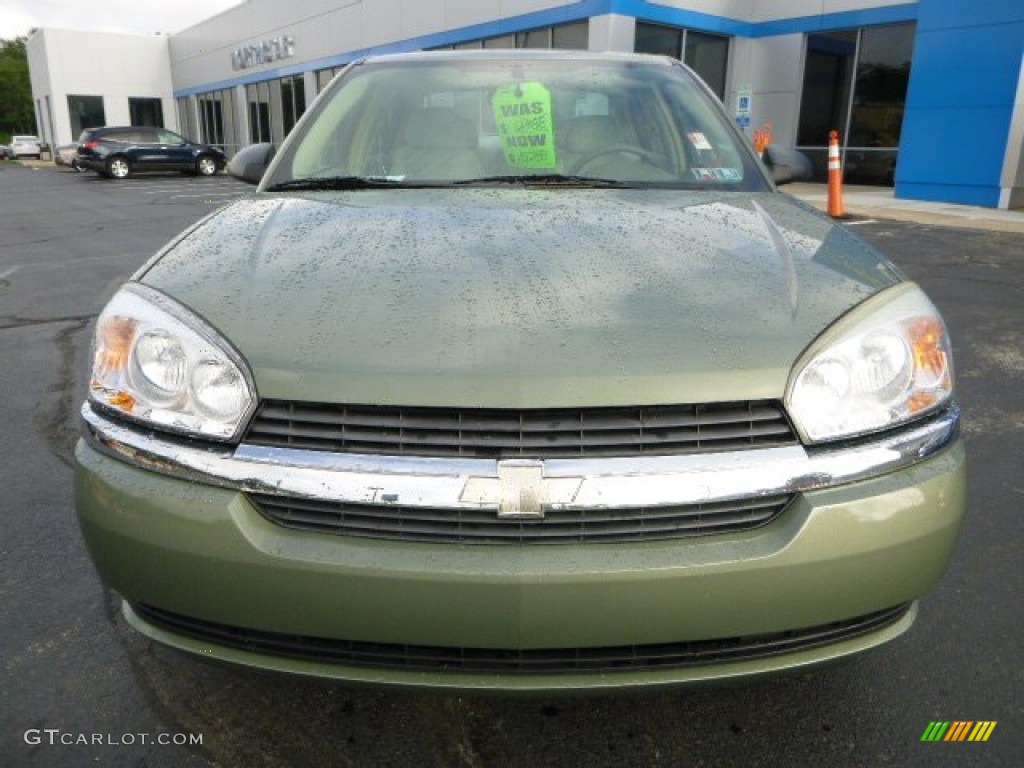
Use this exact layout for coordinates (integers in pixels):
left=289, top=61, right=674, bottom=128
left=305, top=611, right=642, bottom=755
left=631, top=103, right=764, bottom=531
left=75, top=50, right=965, bottom=691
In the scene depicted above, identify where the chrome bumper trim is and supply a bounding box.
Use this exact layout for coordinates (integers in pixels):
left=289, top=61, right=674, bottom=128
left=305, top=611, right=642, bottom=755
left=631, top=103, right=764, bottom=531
left=80, top=401, right=960, bottom=511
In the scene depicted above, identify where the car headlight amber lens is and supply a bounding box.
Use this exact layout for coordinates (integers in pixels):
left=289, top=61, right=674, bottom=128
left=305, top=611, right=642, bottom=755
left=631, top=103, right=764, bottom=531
left=89, top=284, right=256, bottom=440
left=787, top=284, right=953, bottom=443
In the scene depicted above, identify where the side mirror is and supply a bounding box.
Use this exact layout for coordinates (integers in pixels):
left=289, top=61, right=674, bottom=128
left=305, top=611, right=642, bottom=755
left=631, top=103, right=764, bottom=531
left=228, top=143, right=276, bottom=185
left=761, top=145, right=812, bottom=186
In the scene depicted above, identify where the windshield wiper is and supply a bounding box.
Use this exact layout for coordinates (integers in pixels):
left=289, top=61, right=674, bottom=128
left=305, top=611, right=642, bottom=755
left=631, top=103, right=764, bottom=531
left=267, top=174, right=634, bottom=191
left=265, top=175, right=441, bottom=191
left=452, top=174, right=630, bottom=188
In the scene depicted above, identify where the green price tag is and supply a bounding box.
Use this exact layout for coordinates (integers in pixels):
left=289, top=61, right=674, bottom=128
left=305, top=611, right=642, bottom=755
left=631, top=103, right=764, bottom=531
left=492, top=82, right=557, bottom=170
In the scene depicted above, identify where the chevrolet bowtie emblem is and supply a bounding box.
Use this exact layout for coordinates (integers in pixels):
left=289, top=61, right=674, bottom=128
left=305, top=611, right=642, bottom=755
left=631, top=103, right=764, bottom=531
left=460, top=460, right=583, bottom=519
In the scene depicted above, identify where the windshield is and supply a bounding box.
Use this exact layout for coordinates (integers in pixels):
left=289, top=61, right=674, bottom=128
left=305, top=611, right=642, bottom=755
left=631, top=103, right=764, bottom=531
left=264, top=52, right=771, bottom=191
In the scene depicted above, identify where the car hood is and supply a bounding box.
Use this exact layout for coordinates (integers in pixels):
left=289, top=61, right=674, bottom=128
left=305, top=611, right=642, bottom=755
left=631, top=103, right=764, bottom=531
left=139, top=189, right=902, bottom=407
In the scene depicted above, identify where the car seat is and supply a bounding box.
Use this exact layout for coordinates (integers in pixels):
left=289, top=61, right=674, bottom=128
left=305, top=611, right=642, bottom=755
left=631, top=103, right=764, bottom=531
left=390, top=108, right=485, bottom=180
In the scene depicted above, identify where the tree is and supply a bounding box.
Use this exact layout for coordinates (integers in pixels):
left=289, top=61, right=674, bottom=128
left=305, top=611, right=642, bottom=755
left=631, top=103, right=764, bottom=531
left=0, top=37, right=36, bottom=140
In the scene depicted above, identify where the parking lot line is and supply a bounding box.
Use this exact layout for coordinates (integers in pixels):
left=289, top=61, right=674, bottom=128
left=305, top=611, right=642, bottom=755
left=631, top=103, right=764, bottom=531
left=167, top=192, right=247, bottom=199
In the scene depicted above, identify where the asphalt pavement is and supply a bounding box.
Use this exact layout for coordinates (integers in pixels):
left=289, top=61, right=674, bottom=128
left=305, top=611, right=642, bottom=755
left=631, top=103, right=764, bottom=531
left=1, top=160, right=1021, bottom=767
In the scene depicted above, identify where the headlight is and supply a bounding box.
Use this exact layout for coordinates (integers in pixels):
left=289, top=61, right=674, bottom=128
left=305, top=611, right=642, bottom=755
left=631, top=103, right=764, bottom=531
left=786, top=283, right=953, bottom=443
left=89, top=283, right=256, bottom=440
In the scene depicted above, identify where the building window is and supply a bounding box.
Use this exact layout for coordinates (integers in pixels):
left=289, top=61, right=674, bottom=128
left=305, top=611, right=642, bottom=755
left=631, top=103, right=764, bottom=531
left=67, top=95, right=105, bottom=139
left=247, top=82, right=271, bottom=143
left=279, top=75, right=306, bottom=135
left=552, top=22, right=588, bottom=50
left=635, top=22, right=681, bottom=58
left=684, top=32, right=729, bottom=100
left=195, top=88, right=238, bottom=150
left=797, top=31, right=857, bottom=148
left=129, top=97, right=164, bottom=128
left=517, top=29, right=550, bottom=49
left=513, top=22, right=587, bottom=50
left=44, top=95, right=53, bottom=146
left=246, top=75, right=306, bottom=144
left=482, top=35, right=515, bottom=50
left=176, top=97, right=197, bottom=145
left=849, top=25, right=915, bottom=149
left=203, top=99, right=223, bottom=144
left=431, top=22, right=588, bottom=52
left=797, top=23, right=915, bottom=185
left=634, top=23, right=730, bottom=100
left=316, top=67, right=344, bottom=93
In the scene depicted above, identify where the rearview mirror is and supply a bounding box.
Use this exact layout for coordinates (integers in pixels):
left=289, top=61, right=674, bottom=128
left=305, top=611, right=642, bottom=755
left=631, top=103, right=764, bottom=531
left=228, top=143, right=276, bottom=185
left=761, top=145, right=813, bottom=186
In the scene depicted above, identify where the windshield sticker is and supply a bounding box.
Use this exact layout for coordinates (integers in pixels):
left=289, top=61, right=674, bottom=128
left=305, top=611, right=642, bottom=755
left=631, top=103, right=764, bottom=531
left=492, top=82, right=557, bottom=170
left=691, top=168, right=742, bottom=182
left=687, top=132, right=713, bottom=151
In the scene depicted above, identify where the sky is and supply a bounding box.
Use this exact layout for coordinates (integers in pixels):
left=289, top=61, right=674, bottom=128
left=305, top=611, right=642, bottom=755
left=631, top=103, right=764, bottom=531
left=0, top=0, right=245, bottom=40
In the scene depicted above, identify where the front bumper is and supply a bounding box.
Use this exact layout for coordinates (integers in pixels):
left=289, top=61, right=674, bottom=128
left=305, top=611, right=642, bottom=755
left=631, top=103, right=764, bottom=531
left=75, top=403, right=967, bottom=690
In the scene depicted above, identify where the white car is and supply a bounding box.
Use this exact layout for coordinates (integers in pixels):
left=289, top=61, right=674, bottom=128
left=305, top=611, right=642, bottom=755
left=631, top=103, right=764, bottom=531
left=9, top=135, right=42, bottom=159
left=54, top=143, right=83, bottom=169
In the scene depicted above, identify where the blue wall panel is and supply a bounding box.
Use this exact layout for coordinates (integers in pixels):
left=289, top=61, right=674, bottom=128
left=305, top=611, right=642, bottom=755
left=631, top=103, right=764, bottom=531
left=899, top=106, right=1013, bottom=184
left=915, top=0, right=1024, bottom=29
left=896, top=0, right=1024, bottom=206
left=896, top=182, right=1002, bottom=207
left=905, top=24, right=1024, bottom=108
left=608, top=0, right=918, bottom=37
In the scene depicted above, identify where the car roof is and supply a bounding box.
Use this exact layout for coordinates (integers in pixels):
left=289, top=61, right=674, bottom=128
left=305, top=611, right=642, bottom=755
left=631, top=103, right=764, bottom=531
left=356, top=49, right=677, bottom=67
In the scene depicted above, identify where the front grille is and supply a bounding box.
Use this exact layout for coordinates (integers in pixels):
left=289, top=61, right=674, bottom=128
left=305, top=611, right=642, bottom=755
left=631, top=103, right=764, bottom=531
left=133, top=602, right=911, bottom=675
left=248, top=493, right=793, bottom=544
left=244, top=399, right=797, bottom=459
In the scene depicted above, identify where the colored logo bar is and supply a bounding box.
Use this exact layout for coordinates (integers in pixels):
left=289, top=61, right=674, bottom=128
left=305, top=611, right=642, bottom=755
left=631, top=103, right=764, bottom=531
left=921, top=721, right=997, bottom=742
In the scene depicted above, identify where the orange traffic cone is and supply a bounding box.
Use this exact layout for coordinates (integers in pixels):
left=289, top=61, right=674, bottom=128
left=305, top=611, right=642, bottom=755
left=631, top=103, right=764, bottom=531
left=827, top=130, right=845, bottom=218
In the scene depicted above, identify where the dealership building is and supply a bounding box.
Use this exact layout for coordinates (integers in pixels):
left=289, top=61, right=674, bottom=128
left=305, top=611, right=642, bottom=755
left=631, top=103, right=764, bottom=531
left=25, top=0, right=1024, bottom=208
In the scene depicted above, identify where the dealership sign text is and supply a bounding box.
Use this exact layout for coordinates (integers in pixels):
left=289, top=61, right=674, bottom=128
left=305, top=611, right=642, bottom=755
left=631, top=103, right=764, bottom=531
left=232, top=36, right=295, bottom=70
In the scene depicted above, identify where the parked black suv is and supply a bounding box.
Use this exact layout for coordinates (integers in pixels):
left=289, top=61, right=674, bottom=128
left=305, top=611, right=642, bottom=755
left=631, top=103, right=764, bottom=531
left=77, top=127, right=227, bottom=179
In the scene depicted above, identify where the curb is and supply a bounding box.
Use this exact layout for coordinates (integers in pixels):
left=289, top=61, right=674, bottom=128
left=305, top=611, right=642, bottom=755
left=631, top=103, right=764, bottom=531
left=785, top=185, right=1024, bottom=234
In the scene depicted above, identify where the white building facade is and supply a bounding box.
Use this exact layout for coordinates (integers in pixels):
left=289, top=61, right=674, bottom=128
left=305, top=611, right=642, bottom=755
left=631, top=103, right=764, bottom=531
left=27, top=29, right=176, bottom=148
left=26, top=0, right=1024, bottom=208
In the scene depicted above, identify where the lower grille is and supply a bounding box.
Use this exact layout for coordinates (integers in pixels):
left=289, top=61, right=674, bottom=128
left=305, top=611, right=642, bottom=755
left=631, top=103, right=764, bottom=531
left=248, top=493, right=793, bottom=544
left=133, top=602, right=912, bottom=674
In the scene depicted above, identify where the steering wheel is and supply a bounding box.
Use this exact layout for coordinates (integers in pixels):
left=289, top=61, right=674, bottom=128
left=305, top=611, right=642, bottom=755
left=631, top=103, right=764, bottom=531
left=568, top=145, right=663, bottom=174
